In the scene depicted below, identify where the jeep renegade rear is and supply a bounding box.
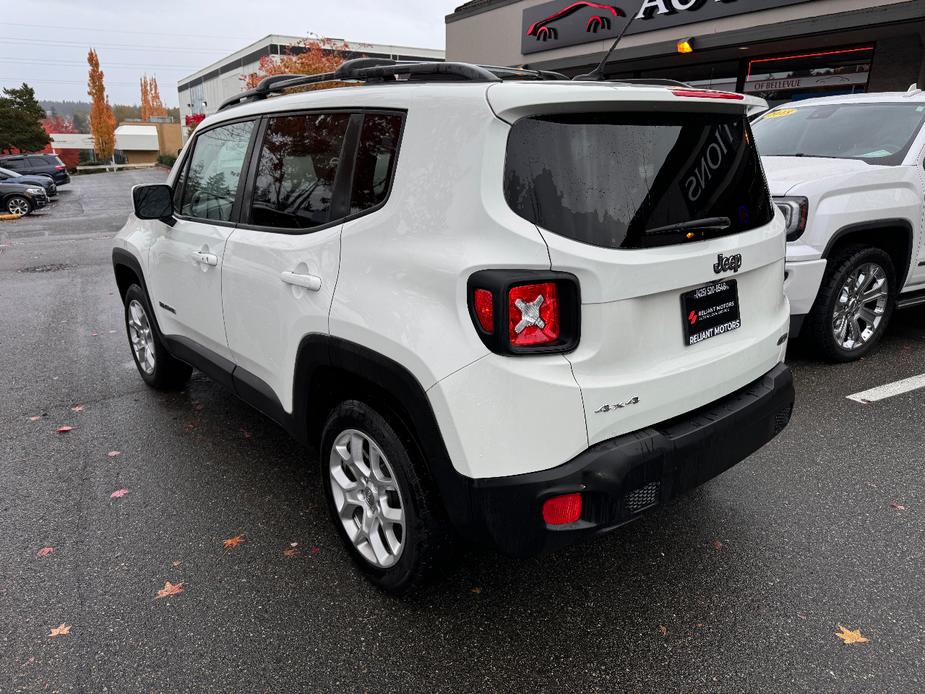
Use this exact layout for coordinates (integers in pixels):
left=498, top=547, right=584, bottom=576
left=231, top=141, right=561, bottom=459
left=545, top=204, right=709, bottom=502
left=113, top=61, right=794, bottom=593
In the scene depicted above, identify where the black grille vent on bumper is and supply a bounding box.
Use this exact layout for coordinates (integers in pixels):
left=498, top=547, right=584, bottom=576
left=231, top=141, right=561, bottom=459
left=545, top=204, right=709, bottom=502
left=625, top=481, right=661, bottom=514
left=774, top=405, right=793, bottom=436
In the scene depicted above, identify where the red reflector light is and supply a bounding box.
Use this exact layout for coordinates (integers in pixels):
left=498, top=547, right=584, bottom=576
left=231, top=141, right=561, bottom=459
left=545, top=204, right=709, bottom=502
left=671, top=89, right=744, bottom=100
left=55, top=165, right=65, bottom=170
left=542, top=493, right=582, bottom=525
left=473, top=288, right=494, bottom=333
left=508, top=282, right=559, bottom=346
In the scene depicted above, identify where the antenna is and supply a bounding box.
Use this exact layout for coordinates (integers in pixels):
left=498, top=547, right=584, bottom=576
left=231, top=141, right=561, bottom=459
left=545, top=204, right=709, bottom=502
left=573, top=6, right=637, bottom=81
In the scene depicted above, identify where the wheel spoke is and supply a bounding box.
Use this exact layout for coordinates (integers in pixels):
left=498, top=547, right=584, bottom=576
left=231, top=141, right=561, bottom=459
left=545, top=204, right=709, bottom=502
left=858, top=307, right=879, bottom=326
left=367, top=518, right=391, bottom=564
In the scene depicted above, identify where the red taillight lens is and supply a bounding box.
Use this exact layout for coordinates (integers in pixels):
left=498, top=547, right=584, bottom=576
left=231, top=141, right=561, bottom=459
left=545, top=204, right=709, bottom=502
left=542, top=493, right=582, bottom=525
left=508, top=282, right=559, bottom=346
left=473, top=288, right=494, bottom=334
left=55, top=165, right=65, bottom=171
left=671, top=89, right=744, bottom=100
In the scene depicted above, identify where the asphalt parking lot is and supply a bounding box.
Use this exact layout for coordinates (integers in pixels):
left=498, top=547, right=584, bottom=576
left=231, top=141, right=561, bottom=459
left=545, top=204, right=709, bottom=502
left=1, top=171, right=924, bottom=693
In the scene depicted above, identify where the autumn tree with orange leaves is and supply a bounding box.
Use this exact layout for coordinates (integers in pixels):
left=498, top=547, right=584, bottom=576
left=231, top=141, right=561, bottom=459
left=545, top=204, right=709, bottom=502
left=87, top=49, right=116, bottom=165
left=140, top=75, right=168, bottom=120
left=243, top=35, right=354, bottom=91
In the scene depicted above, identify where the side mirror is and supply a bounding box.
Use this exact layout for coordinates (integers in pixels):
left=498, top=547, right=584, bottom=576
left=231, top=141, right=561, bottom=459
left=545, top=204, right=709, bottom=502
left=132, top=184, right=175, bottom=224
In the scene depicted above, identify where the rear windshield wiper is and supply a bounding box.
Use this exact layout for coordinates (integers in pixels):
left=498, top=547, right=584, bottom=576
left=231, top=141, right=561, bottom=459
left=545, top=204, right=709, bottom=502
left=646, top=217, right=731, bottom=235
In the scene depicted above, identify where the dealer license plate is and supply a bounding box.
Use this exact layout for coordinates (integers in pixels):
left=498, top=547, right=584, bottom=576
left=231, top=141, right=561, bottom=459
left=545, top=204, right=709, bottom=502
left=681, top=280, right=741, bottom=346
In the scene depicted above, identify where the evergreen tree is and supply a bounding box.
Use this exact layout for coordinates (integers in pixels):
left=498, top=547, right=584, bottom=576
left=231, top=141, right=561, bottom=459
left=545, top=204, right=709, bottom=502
left=0, top=83, right=52, bottom=153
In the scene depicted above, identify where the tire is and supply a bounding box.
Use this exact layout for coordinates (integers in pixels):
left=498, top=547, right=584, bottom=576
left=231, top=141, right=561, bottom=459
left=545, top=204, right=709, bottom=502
left=123, top=284, right=192, bottom=389
left=805, top=246, right=896, bottom=363
left=321, top=400, right=450, bottom=595
left=6, top=195, right=32, bottom=216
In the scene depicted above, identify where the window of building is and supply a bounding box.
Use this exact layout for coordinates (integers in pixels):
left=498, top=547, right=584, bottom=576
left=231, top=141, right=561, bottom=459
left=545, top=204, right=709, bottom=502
left=349, top=113, right=404, bottom=216
left=179, top=120, right=255, bottom=222
left=250, top=113, right=351, bottom=230
left=745, top=45, right=874, bottom=107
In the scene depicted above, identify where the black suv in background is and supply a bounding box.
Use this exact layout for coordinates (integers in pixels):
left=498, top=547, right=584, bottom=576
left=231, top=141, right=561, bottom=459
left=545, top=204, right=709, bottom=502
left=0, top=154, right=70, bottom=186
left=0, top=180, right=48, bottom=215
left=0, top=167, right=57, bottom=198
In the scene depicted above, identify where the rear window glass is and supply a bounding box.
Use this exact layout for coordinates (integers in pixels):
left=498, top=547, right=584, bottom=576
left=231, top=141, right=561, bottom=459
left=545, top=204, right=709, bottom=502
left=349, top=113, right=403, bottom=216
left=250, top=113, right=351, bottom=230
left=504, top=113, right=773, bottom=249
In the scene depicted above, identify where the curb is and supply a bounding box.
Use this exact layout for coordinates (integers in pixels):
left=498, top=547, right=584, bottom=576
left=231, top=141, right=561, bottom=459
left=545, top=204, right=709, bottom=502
left=0, top=214, right=22, bottom=222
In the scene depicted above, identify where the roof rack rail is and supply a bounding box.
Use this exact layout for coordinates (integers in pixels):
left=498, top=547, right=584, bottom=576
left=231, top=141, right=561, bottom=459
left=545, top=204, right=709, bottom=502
left=217, top=59, right=570, bottom=112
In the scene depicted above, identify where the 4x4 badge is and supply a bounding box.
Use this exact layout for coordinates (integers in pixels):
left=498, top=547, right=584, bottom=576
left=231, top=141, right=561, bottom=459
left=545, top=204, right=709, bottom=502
left=594, top=397, right=640, bottom=414
left=714, top=253, right=742, bottom=274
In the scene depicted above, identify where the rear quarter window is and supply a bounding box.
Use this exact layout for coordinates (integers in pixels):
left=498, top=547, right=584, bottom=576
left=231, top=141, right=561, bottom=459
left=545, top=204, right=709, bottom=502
left=504, top=112, right=773, bottom=249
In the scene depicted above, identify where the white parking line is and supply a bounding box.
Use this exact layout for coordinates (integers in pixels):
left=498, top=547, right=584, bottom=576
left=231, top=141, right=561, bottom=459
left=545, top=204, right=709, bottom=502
left=846, top=373, right=925, bottom=404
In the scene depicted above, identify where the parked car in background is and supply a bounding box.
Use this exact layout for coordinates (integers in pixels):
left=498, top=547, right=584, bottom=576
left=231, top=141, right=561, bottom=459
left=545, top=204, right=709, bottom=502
left=0, top=167, right=57, bottom=198
left=113, top=59, right=794, bottom=593
left=0, top=154, right=70, bottom=186
left=0, top=180, right=48, bottom=215
left=753, top=88, right=925, bottom=362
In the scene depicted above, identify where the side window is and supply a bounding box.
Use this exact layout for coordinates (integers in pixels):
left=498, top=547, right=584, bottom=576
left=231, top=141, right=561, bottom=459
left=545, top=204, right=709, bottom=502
left=349, top=113, right=403, bottom=216
left=250, top=113, right=350, bottom=230
left=179, top=120, right=255, bottom=222
left=4, top=158, right=25, bottom=171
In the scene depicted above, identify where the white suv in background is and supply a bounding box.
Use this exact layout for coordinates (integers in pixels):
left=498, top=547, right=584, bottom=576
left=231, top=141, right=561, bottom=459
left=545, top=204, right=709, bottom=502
left=753, top=88, right=925, bottom=362
left=113, top=60, right=794, bottom=593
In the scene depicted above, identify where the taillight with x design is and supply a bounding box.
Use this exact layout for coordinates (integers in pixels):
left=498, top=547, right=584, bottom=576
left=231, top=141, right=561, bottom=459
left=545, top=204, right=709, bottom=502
left=467, top=271, right=579, bottom=355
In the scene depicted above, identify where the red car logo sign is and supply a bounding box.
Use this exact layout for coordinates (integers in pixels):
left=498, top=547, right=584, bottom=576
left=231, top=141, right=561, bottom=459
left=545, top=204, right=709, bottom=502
left=527, top=2, right=625, bottom=42
left=688, top=310, right=698, bottom=326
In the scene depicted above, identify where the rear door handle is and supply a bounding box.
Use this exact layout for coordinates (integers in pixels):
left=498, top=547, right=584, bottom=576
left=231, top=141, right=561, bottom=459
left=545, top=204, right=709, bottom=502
left=191, top=251, right=218, bottom=266
left=280, top=271, right=322, bottom=292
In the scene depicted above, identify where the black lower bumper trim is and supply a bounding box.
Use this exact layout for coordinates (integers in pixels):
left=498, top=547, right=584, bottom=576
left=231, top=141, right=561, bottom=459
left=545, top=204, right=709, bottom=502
left=461, top=363, right=794, bottom=557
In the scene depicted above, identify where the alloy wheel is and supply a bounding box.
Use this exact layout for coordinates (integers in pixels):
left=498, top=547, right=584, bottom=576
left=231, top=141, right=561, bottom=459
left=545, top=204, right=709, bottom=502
left=832, top=262, right=888, bottom=351
left=127, top=299, right=156, bottom=374
left=329, top=429, right=405, bottom=569
left=7, top=197, right=29, bottom=216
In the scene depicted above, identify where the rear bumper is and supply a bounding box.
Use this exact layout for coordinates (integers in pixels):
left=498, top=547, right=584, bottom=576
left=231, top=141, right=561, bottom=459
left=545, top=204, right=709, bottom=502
left=455, top=363, right=794, bottom=557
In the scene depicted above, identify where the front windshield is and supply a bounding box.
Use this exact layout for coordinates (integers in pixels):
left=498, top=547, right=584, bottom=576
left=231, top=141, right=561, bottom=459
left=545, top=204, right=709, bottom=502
left=753, top=102, right=925, bottom=165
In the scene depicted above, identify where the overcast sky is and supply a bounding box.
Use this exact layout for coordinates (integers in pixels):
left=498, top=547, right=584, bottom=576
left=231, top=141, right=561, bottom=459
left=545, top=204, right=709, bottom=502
left=6, top=0, right=463, bottom=107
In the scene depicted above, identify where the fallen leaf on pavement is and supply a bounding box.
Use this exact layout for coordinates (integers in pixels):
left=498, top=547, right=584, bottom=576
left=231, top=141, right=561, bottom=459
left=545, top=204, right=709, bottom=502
left=835, top=625, right=869, bottom=645
left=56, top=426, right=73, bottom=434
left=290, top=542, right=298, bottom=548
left=155, top=581, right=184, bottom=600
left=37, top=547, right=54, bottom=558
left=49, top=624, right=71, bottom=638
left=90, top=332, right=98, bottom=336
left=223, top=535, right=244, bottom=549
left=183, top=420, right=199, bottom=433
left=658, top=625, right=668, bottom=638
left=890, top=502, right=907, bottom=512
left=310, top=546, right=321, bottom=555
left=240, top=427, right=252, bottom=439
left=283, top=548, right=300, bottom=558
left=107, top=451, right=121, bottom=458
left=110, top=489, right=129, bottom=499
left=711, top=539, right=725, bottom=551
left=193, top=402, right=204, bottom=412
left=172, top=560, right=182, bottom=568
left=29, top=415, right=42, bottom=422
left=70, top=405, right=84, bottom=413
left=470, top=587, right=482, bottom=594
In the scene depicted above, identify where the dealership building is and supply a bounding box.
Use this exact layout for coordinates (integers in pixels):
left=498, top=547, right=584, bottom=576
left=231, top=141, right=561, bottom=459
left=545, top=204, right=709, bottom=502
left=446, top=0, right=925, bottom=106
left=178, top=35, right=444, bottom=128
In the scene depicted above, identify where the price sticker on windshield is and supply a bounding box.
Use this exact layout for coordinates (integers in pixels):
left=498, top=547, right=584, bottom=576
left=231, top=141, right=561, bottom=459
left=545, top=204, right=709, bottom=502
left=765, top=108, right=797, bottom=119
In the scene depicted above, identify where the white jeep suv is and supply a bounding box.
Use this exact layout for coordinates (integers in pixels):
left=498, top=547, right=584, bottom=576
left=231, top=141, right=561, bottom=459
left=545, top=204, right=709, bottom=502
left=113, top=60, right=794, bottom=592
left=753, top=89, right=925, bottom=362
